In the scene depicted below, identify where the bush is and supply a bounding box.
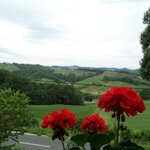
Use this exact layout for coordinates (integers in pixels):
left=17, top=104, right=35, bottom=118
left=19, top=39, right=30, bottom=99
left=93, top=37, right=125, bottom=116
left=0, top=88, right=32, bottom=147
left=82, top=93, right=98, bottom=102
left=132, top=130, right=150, bottom=144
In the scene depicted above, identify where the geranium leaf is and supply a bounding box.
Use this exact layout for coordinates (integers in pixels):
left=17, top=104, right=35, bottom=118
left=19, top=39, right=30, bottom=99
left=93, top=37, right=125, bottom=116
left=71, top=134, right=88, bottom=147
left=88, top=132, right=114, bottom=148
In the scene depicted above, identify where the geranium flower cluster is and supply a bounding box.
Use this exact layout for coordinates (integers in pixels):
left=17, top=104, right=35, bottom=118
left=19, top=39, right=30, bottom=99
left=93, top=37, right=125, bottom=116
left=41, top=108, right=77, bottom=129
left=98, top=87, right=146, bottom=117
left=98, top=86, right=146, bottom=144
left=41, top=108, right=77, bottom=141
left=80, top=114, right=108, bottom=133
left=41, top=86, right=146, bottom=149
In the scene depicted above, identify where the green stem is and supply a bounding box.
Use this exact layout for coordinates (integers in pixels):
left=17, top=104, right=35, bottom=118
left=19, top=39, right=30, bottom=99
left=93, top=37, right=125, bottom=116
left=82, top=146, right=86, bottom=150
left=116, top=114, right=121, bottom=144
left=60, top=135, right=65, bottom=150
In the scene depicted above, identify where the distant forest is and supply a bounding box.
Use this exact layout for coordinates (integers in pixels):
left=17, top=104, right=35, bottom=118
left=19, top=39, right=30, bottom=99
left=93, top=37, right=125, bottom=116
left=0, top=69, right=86, bottom=105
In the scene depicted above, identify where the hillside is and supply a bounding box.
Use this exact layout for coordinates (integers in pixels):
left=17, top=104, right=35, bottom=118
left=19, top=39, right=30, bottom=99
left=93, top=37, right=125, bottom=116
left=0, top=63, right=20, bottom=72
left=0, top=62, right=149, bottom=94
left=76, top=71, right=150, bottom=94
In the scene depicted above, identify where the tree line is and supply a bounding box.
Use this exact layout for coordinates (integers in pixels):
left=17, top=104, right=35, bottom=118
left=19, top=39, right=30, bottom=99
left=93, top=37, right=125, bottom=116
left=0, top=69, right=85, bottom=105
left=102, top=75, right=150, bottom=86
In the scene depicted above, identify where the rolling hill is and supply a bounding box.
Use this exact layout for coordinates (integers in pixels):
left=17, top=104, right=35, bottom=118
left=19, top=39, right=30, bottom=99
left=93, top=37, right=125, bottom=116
left=0, top=62, right=149, bottom=94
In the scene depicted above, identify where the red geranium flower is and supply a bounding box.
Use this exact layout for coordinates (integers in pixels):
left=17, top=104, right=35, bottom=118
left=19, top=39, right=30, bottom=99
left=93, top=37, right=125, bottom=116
left=41, top=109, right=77, bottom=141
left=61, top=108, right=77, bottom=128
left=41, top=108, right=76, bottom=129
left=98, top=87, right=146, bottom=117
left=80, top=114, right=108, bottom=133
left=41, top=115, right=51, bottom=128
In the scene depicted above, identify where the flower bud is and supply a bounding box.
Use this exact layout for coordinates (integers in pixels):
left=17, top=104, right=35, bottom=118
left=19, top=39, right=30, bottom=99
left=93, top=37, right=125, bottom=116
left=121, top=114, right=125, bottom=122
left=111, top=113, right=116, bottom=118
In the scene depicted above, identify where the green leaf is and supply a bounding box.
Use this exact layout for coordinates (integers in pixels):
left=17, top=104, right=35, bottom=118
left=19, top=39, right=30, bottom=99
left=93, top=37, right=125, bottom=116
left=88, top=132, right=114, bottom=148
left=71, top=134, right=88, bottom=147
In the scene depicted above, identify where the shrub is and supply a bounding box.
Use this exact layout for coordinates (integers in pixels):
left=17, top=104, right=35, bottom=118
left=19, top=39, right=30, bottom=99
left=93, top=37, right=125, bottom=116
left=0, top=88, right=32, bottom=147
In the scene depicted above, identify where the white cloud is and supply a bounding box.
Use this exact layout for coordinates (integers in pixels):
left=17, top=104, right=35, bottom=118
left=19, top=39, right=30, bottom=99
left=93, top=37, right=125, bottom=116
left=0, top=0, right=150, bottom=68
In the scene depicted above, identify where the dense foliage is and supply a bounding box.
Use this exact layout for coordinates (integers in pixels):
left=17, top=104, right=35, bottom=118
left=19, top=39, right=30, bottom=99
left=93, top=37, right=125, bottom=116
left=12, top=63, right=95, bottom=82
left=0, top=88, right=31, bottom=146
left=140, top=7, right=150, bottom=81
left=0, top=69, right=84, bottom=105
left=140, top=88, right=150, bottom=100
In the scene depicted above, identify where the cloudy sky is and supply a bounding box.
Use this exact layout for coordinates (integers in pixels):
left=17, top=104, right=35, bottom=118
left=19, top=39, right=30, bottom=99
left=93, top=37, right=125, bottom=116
left=0, top=0, right=149, bottom=68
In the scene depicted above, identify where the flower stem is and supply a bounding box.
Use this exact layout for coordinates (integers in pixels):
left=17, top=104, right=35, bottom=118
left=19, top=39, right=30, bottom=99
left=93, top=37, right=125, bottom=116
left=60, top=135, right=65, bottom=150
left=90, top=144, right=98, bottom=150
left=116, top=114, right=121, bottom=144
left=82, top=146, right=86, bottom=150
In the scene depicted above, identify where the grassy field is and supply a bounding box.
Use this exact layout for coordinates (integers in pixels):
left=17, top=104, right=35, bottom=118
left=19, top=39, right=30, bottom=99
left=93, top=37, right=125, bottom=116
left=76, top=71, right=150, bottom=94
left=28, top=103, right=98, bottom=136
left=30, top=103, right=97, bottom=120
left=28, top=101, right=150, bottom=149
left=30, top=101, right=150, bottom=131
left=78, top=71, right=134, bottom=84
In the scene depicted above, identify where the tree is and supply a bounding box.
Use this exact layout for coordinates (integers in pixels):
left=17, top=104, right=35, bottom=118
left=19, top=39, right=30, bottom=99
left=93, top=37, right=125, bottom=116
left=0, top=69, right=11, bottom=87
left=140, top=7, right=150, bottom=81
left=0, top=88, right=32, bottom=147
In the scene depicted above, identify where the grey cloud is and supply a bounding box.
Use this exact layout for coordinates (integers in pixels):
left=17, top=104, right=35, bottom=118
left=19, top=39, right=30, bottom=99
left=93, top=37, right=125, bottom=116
left=0, top=48, right=15, bottom=55
left=27, top=23, right=63, bottom=40
left=0, top=0, right=64, bottom=40
left=0, top=1, right=35, bottom=25
left=0, top=47, right=22, bottom=57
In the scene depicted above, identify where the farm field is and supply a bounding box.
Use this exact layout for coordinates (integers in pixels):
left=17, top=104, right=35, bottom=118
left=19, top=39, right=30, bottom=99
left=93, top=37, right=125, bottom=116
left=96, top=101, right=150, bottom=131
left=28, top=101, right=150, bottom=149
left=30, top=101, right=150, bottom=131
left=30, top=103, right=97, bottom=120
